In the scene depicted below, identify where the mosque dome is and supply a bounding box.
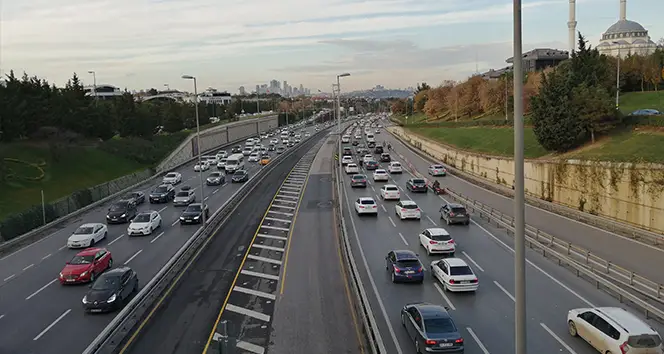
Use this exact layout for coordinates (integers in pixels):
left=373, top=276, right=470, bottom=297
left=604, top=20, right=647, bottom=35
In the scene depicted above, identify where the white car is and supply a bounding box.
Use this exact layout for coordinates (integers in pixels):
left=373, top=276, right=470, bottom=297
left=354, top=135, right=361, bottom=139
left=341, top=156, right=353, bottom=166
left=345, top=163, right=359, bottom=174
left=67, top=223, right=108, bottom=248
left=419, top=228, right=456, bottom=256
left=205, top=156, right=219, bottom=165
left=354, top=197, right=378, bottom=215
left=388, top=161, right=403, bottom=174
left=271, top=138, right=279, bottom=144
left=431, top=258, right=478, bottom=292
left=362, top=154, right=374, bottom=163
left=380, top=185, right=400, bottom=200
left=248, top=153, right=260, bottom=162
left=162, top=172, right=182, bottom=184
left=395, top=200, right=421, bottom=220
left=216, top=150, right=228, bottom=159
left=342, top=135, right=351, bottom=143
left=242, top=147, right=253, bottom=156
left=217, top=158, right=227, bottom=169
left=127, top=210, right=162, bottom=236
left=305, top=133, right=311, bottom=137
left=373, top=169, right=389, bottom=181
left=194, top=161, right=210, bottom=171
left=428, top=164, right=447, bottom=176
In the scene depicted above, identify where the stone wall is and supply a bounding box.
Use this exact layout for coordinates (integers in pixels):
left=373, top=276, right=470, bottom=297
left=389, top=126, right=664, bottom=233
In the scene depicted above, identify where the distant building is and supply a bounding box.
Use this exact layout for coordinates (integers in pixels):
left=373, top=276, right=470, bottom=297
left=239, top=86, right=246, bottom=95
left=596, top=0, right=657, bottom=58
left=506, top=48, right=569, bottom=73
left=199, top=89, right=232, bottom=105
left=84, top=84, right=124, bottom=99
left=481, top=66, right=513, bottom=81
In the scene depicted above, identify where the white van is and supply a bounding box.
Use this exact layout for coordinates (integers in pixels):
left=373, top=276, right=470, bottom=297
left=225, top=154, right=245, bottom=172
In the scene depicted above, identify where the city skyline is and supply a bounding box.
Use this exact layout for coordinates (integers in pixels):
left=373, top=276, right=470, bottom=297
left=2, top=0, right=662, bottom=93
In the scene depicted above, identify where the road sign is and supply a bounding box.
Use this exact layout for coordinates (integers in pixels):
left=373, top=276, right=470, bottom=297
left=334, top=154, right=339, bottom=160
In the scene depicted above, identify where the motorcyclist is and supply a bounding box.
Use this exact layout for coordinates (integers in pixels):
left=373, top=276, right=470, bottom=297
left=387, top=143, right=392, bottom=151
left=359, top=159, right=364, bottom=167
left=432, top=180, right=441, bottom=190
left=382, top=141, right=386, bottom=147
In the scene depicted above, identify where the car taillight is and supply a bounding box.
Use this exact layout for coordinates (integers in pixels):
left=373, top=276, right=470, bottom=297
left=429, top=240, right=437, bottom=245
left=425, top=339, right=437, bottom=345
left=417, top=267, right=423, bottom=272
left=449, top=279, right=455, bottom=284
left=448, top=239, right=455, bottom=244
left=455, top=338, right=464, bottom=344
left=401, top=208, right=406, bottom=212
left=620, top=342, right=629, bottom=354
left=471, top=279, right=478, bottom=283
left=416, top=208, right=421, bottom=211
left=449, top=212, right=455, bottom=217
left=394, top=267, right=401, bottom=273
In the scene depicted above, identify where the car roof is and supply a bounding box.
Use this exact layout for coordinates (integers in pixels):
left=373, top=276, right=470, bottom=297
left=166, top=172, right=178, bottom=175
left=157, top=184, right=171, bottom=188
left=414, top=303, right=452, bottom=319
left=443, top=258, right=468, bottom=267
left=594, top=307, right=659, bottom=334
left=448, top=203, right=465, bottom=208
left=426, top=227, right=450, bottom=236
left=400, top=200, right=417, bottom=206
left=352, top=174, right=366, bottom=178
left=76, top=247, right=105, bottom=256
left=103, top=267, right=130, bottom=277
left=189, top=203, right=203, bottom=207
left=358, top=197, right=375, bottom=201
left=375, top=169, right=386, bottom=172
left=80, top=223, right=102, bottom=228
left=394, top=250, right=418, bottom=260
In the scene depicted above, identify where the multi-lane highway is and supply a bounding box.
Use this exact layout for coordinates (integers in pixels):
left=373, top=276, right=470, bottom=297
left=340, top=120, right=664, bottom=354
left=0, top=126, right=314, bottom=354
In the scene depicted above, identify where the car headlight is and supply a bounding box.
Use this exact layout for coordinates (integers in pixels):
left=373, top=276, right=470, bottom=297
left=193, top=215, right=200, bottom=219
left=121, top=214, right=126, bottom=218
left=81, top=271, right=88, bottom=277
left=59, top=272, right=63, bottom=278
left=82, top=295, right=89, bottom=304
left=107, top=294, right=117, bottom=303
left=180, top=217, right=185, bottom=220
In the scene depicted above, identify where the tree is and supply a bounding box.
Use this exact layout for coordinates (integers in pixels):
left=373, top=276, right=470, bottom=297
left=415, top=82, right=431, bottom=94
left=643, top=54, right=662, bottom=91
left=413, top=90, right=429, bottom=112
left=391, top=99, right=407, bottom=115
left=572, top=83, right=620, bottom=143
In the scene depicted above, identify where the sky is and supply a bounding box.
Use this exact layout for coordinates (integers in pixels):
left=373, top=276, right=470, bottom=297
left=0, top=0, right=662, bottom=93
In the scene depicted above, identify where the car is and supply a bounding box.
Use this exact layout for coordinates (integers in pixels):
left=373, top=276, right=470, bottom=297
left=431, top=258, right=478, bottom=292
left=388, top=161, right=402, bottom=173
left=82, top=267, right=139, bottom=313
left=268, top=144, right=276, bottom=151
left=354, top=197, right=378, bottom=215
left=439, top=203, right=470, bottom=225
left=149, top=184, right=176, bottom=203
left=127, top=210, right=162, bottom=236
left=121, top=191, right=145, bottom=205
left=194, top=161, right=210, bottom=171
left=350, top=174, right=368, bottom=188
left=385, top=250, right=424, bottom=283
left=106, top=200, right=138, bottom=224
left=260, top=155, right=271, bottom=165
left=407, top=178, right=428, bottom=192
left=342, top=135, right=351, bottom=143
left=305, top=133, right=311, bottom=137
left=204, top=155, right=219, bottom=165
left=276, top=146, right=286, bottom=154
left=567, top=307, right=664, bottom=354
left=380, top=153, right=391, bottom=162
left=59, top=248, right=113, bottom=285
left=173, top=188, right=196, bottom=206
left=367, top=141, right=376, bottom=148
left=341, top=156, right=353, bottom=166
left=374, top=146, right=384, bottom=154
left=345, top=163, right=359, bottom=174
left=373, top=169, right=388, bottom=181
left=354, top=134, right=362, bottom=140
left=428, top=164, right=447, bottom=176
left=395, top=200, right=421, bottom=220
left=365, top=160, right=379, bottom=170
left=352, top=140, right=359, bottom=146
left=419, top=227, right=456, bottom=256
left=400, top=303, right=465, bottom=352
left=270, top=138, right=279, bottom=144
left=248, top=152, right=260, bottom=162
left=231, top=145, right=242, bottom=153
left=232, top=170, right=249, bottom=183
left=216, top=158, right=228, bottom=170
left=363, top=154, right=374, bottom=163
left=162, top=172, right=182, bottom=185
left=380, top=184, right=400, bottom=200
left=287, top=141, right=295, bottom=147
left=67, top=223, right=108, bottom=249
left=375, top=129, right=380, bottom=134
left=180, top=203, right=210, bottom=224
left=343, top=147, right=353, bottom=156
left=216, top=150, right=228, bottom=159
left=206, top=171, right=224, bottom=185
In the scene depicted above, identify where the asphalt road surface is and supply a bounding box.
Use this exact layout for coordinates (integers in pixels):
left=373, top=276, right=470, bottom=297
left=340, top=122, right=664, bottom=354
left=0, top=126, right=315, bottom=354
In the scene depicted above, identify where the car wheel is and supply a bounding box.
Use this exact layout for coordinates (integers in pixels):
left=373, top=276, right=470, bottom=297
left=391, top=272, right=396, bottom=283
left=568, top=321, right=578, bottom=337
left=450, top=252, right=455, bottom=257
left=446, top=218, right=450, bottom=225
left=103, top=231, right=108, bottom=239
left=465, top=220, right=470, bottom=225
left=415, top=340, right=421, bottom=354
left=158, top=220, right=162, bottom=228
left=401, top=313, right=406, bottom=326
left=89, top=238, right=95, bottom=247
left=90, top=272, right=96, bottom=283
left=108, top=258, right=113, bottom=269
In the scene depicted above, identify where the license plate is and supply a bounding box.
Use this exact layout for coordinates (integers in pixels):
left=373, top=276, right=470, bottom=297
left=461, top=281, right=470, bottom=284
left=405, top=271, right=414, bottom=274
left=185, top=220, right=192, bottom=223
left=66, top=279, right=75, bottom=282
left=90, top=309, right=102, bottom=313
left=440, top=343, right=453, bottom=347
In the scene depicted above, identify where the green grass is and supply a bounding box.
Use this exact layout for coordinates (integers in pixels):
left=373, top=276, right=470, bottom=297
left=391, top=113, right=428, bottom=125
left=619, top=91, right=664, bottom=114
left=566, top=130, right=664, bottom=163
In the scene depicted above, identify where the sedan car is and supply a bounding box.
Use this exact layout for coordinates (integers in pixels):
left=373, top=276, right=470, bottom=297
left=206, top=172, right=224, bottom=186
left=388, top=161, right=402, bottom=173
left=350, top=174, right=368, bottom=188
left=431, top=258, right=478, bottom=292
left=341, top=156, right=353, bottom=166
left=380, top=153, right=391, bottom=162
left=419, top=228, right=456, bottom=256
left=82, top=267, right=139, bottom=313
left=373, top=169, right=388, bottom=181
left=173, top=188, right=196, bottom=206
left=345, top=163, right=359, bottom=174
left=270, top=138, right=279, bottom=144
left=121, top=191, right=145, bottom=205
left=365, top=160, right=379, bottom=170
left=149, top=184, right=175, bottom=203
left=162, top=172, right=182, bottom=185
left=248, top=152, right=260, bottom=162
left=440, top=203, right=470, bottom=225
left=260, top=155, right=271, bottom=165
left=59, top=248, right=113, bottom=284
left=395, top=200, right=421, bottom=220
left=231, top=170, right=249, bottom=183
left=363, top=154, right=374, bottom=163
left=231, top=145, right=242, bottom=153
left=106, top=200, right=137, bottom=224
left=407, top=178, right=428, bottom=192
left=385, top=250, right=424, bottom=283
left=374, top=146, right=384, bottom=154
left=194, top=161, right=210, bottom=171
left=268, top=144, right=276, bottom=151
left=276, top=146, right=286, bottom=154
left=127, top=211, right=162, bottom=236
left=380, top=184, right=400, bottom=200
left=428, top=164, right=447, bottom=176
left=180, top=203, right=210, bottom=224
left=354, top=197, right=378, bottom=215
left=217, top=158, right=227, bottom=170
left=67, top=223, right=108, bottom=249
left=401, top=303, right=464, bottom=353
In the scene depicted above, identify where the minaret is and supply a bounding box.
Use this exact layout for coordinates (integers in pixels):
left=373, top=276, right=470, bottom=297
left=620, top=0, right=626, bottom=21
left=568, top=0, right=577, bottom=57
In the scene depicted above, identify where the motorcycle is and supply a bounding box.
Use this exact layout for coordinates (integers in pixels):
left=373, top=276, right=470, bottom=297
left=428, top=182, right=446, bottom=195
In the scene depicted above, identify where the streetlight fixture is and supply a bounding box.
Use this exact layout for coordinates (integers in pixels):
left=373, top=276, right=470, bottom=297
left=181, top=74, right=206, bottom=223
left=87, top=71, right=97, bottom=100
left=336, top=73, right=350, bottom=171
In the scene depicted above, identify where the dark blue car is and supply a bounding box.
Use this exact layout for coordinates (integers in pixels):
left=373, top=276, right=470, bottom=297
left=385, top=250, right=424, bottom=283
left=401, top=302, right=464, bottom=353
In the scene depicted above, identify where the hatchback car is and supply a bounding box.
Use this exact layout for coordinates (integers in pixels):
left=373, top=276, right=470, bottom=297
left=59, top=248, right=113, bottom=284
left=106, top=200, right=137, bottom=224
left=363, top=154, right=374, bottom=163
left=248, top=152, right=260, bottom=162
left=365, top=160, right=379, bottom=170
left=350, top=174, right=368, bottom=188
left=388, top=161, right=402, bottom=173
left=440, top=203, right=470, bottom=225
left=429, top=164, right=447, bottom=176
left=419, top=228, right=456, bottom=256
left=232, top=170, right=249, bottom=183
left=395, top=200, right=421, bottom=220
left=150, top=184, right=175, bottom=203
left=82, top=267, right=139, bottom=313
left=345, top=163, right=359, bottom=174
left=194, top=161, right=210, bottom=171
left=354, top=197, right=378, bottom=215
left=276, top=146, right=286, bottom=154
left=407, top=178, right=428, bottom=192
left=373, top=169, right=388, bottom=181
left=431, top=258, right=478, bottom=293
left=341, top=156, right=353, bottom=166
left=127, top=211, right=162, bottom=236
left=385, top=250, right=424, bottom=283
left=400, top=303, right=464, bottom=353
left=206, top=172, right=224, bottom=186
left=260, top=155, right=271, bottom=165
left=374, top=146, right=384, bottom=154
left=67, top=223, right=108, bottom=249
left=380, top=153, right=391, bottom=162
left=121, top=191, right=145, bottom=206
left=380, top=185, right=400, bottom=200
left=343, top=147, right=353, bottom=156
left=173, top=188, right=196, bottom=206
left=162, top=172, right=182, bottom=185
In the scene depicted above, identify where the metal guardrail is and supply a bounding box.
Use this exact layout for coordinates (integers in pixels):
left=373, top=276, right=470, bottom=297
left=83, top=128, right=331, bottom=354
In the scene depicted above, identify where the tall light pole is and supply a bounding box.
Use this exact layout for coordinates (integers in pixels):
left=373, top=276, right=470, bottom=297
left=336, top=73, right=351, bottom=173
left=87, top=71, right=97, bottom=100
left=512, top=0, right=527, bottom=353
left=612, top=42, right=622, bottom=109
left=182, top=75, right=206, bottom=223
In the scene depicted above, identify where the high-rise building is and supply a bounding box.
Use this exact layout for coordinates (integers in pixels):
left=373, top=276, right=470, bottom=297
left=239, top=86, right=246, bottom=95
left=255, top=84, right=260, bottom=94
left=299, top=84, right=304, bottom=94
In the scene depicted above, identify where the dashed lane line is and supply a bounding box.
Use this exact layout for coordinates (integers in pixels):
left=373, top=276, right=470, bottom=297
left=233, top=286, right=277, bottom=300
left=247, top=254, right=282, bottom=265
left=240, top=270, right=280, bottom=281
left=252, top=244, right=286, bottom=252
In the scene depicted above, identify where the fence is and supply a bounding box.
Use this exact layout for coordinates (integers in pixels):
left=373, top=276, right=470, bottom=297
left=0, top=169, right=153, bottom=242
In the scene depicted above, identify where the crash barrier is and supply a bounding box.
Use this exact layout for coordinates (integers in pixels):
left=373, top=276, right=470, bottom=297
left=387, top=129, right=664, bottom=247
left=392, top=149, right=664, bottom=323
left=82, top=127, right=331, bottom=354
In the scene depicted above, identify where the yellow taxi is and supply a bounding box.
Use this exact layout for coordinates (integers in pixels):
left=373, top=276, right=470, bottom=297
left=259, top=155, right=271, bottom=165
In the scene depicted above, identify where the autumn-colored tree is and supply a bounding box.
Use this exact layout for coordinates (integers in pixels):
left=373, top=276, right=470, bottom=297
left=422, top=86, right=450, bottom=118
left=391, top=99, right=407, bottom=115
left=477, top=79, right=502, bottom=114
left=457, top=76, right=483, bottom=118
left=643, top=55, right=662, bottom=91
left=414, top=90, right=429, bottom=112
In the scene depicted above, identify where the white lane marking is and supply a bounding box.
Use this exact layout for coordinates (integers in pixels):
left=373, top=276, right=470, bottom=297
left=540, top=323, right=578, bottom=354
left=398, top=186, right=405, bottom=192
left=381, top=204, right=387, bottom=212
left=26, top=278, right=58, bottom=300
left=276, top=194, right=299, bottom=200
left=279, top=190, right=300, bottom=195
left=461, top=251, right=484, bottom=272
left=256, top=233, right=288, bottom=241
left=158, top=206, right=167, bottom=213
left=22, top=264, right=34, bottom=271
left=0, top=314, right=4, bottom=320
left=466, top=327, right=490, bottom=354
left=261, top=225, right=290, bottom=232
left=247, top=254, right=283, bottom=265
left=150, top=232, right=165, bottom=244
left=58, top=245, right=67, bottom=251
left=252, top=244, right=285, bottom=252
left=274, top=199, right=297, bottom=204
left=267, top=210, right=294, bottom=217
left=273, top=204, right=296, bottom=210
left=33, top=309, right=71, bottom=341
left=108, top=234, right=124, bottom=245
left=426, top=215, right=437, bottom=226
left=124, top=250, right=143, bottom=265
left=398, top=232, right=409, bottom=246
left=236, top=340, right=266, bottom=354
left=265, top=217, right=292, bottom=224
left=233, top=286, right=277, bottom=300
left=204, top=196, right=210, bottom=201
left=433, top=283, right=456, bottom=310
left=225, top=304, right=271, bottom=322
left=241, top=269, right=280, bottom=280
left=172, top=219, right=180, bottom=227
left=493, top=281, right=515, bottom=302
left=4, top=274, right=15, bottom=281
left=42, top=253, right=52, bottom=260
left=371, top=186, right=376, bottom=192
left=0, top=229, right=64, bottom=261
left=213, top=188, right=219, bottom=194
left=388, top=216, right=397, bottom=227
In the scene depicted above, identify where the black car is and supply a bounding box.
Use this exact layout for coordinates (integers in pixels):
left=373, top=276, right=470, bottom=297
left=206, top=172, right=224, bottom=186
left=268, top=144, right=276, bottom=151
left=380, top=153, right=391, bottom=162
left=400, top=303, right=464, bottom=353
left=232, top=170, right=249, bottom=183
left=343, top=147, right=353, bottom=156
left=82, top=267, right=139, bottom=313
left=365, top=160, right=379, bottom=170
left=231, top=145, right=242, bottom=153
left=350, top=174, right=367, bottom=188
left=352, top=140, right=359, bottom=146
left=179, top=203, right=210, bottom=224
left=440, top=203, right=470, bottom=226
left=121, top=191, right=145, bottom=205
left=149, top=184, right=176, bottom=203
left=106, top=200, right=137, bottom=224
left=367, top=141, right=376, bottom=148
left=374, top=146, right=384, bottom=154
left=407, top=178, right=428, bottom=193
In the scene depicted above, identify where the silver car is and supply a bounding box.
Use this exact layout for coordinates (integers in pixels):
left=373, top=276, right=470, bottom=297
left=173, top=189, right=196, bottom=206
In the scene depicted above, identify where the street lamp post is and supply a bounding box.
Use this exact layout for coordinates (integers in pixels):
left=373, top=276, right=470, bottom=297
left=182, top=75, right=206, bottom=223
left=87, top=71, right=97, bottom=101
left=612, top=42, right=622, bottom=109
left=336, top=73, right=351, bottom=173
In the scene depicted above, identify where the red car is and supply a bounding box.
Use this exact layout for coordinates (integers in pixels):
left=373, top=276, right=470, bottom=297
left=59, top=248, right=113, bottom=284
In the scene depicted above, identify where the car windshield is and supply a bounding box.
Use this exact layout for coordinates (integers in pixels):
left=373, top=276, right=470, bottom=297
left=430, top=233, right=452, bottom=241
left=352, top=175, right=365, bottom=180
left=396, top=260, right=420, bottom=268
left=451, top=207, right=467, bottom=214
left=165, top=173, right=177, bottom=178
left=134, top=214, right=151, bottom=222
left=109, top=203, right=126, bottom=211
left=155, top=186, right=168, bottom=193
left=209, top=173, right=220, bottom=177
left=412, top=179, right=425, bottom=184
left=234, top=171, right=245, bottom=176
left=433, top=165, right=444, bottom=169
left=74, top=227, right=94, bottom=235
left=424, top=318, right=456, bottom=334
left=385, top=186, right=398, bottom=191
left=450, top=265, right=473, bottom=276
left=402, top=204, right=418, bottom=209
left=176, top=191, right=189, bottom=197
left=360, top=199, right=375, bottom=205
left=186, top=205, right=202, bottom=212
left=392, top=163, right=401, bottom=167
left=69, top=255, right=94, bottom=264
left=92, top=274, right=121, bottom=291
left=375, top=170, right=385, bottom=174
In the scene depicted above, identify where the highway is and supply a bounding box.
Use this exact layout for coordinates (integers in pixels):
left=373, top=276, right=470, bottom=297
left=0, top=126, right=314, bottom=354
left=340, top=120, right=664, bottom=354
